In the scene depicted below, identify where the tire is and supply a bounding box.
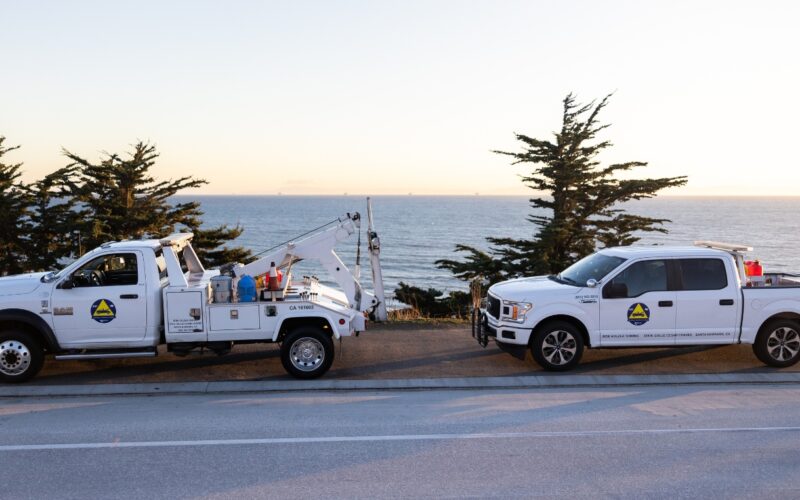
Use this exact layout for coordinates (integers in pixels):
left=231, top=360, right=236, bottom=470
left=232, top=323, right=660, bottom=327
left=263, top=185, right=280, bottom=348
left=753, top=319, right=800, bottom=368
left=280, top=326, right=335, bottom=379
left=531, top=321, right=584, bottom=371
left=0, top=330, right=44, bottom=383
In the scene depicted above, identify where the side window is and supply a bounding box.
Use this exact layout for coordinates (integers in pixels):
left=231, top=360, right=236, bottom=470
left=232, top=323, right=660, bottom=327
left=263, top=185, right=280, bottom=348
left=154, top=249, right=168, bottom=280
left=72, top=253, right=139, bottom=287
left=678, top=258, right=728, bottom=290
left=604, top=259, right=669, bottom=298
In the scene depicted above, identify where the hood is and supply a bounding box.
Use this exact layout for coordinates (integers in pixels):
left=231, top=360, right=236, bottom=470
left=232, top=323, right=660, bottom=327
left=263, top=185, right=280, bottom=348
left=0, top=272, right=48, bottom=297
left=488, top=275, right=580, bottom=302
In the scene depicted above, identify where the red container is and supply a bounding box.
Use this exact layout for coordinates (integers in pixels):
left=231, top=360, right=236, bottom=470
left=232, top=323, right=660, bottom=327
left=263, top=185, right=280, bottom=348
left=745, top=260, right=763, bottom=277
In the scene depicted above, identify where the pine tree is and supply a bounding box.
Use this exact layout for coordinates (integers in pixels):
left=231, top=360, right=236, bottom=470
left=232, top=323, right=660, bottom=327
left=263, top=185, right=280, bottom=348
left=25, top=166, right=84, bottom=271
left=0, top=137, right=31, bottom=275
left=64, top=141, right=251, bottom=264
left=437, top=93, right=687, bottom=283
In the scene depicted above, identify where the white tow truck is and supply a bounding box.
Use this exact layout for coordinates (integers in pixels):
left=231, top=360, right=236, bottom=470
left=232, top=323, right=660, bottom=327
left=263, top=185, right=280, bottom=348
left=476, top=241, right=800, bottom=371
left=0, top=200, right=388, bottom=382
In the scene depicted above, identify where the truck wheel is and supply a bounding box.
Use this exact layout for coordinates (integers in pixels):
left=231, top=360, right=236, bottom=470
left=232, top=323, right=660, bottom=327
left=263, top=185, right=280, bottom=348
left=0, top=330, right=44, bottom=383
left=280, top=327, right=335, bottom=379
left=531, top=321, right=584, bottom=372
left=753, top=320, right=800, bottom=368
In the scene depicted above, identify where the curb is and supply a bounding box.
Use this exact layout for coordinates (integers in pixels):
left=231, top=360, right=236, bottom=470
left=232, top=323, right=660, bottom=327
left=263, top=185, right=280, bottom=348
left=3, top=372, right=800, bottom=397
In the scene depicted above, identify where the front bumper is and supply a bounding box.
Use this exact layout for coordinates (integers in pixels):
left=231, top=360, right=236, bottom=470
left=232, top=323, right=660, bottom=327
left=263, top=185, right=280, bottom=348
left=472, top=309, right=530, bottom=360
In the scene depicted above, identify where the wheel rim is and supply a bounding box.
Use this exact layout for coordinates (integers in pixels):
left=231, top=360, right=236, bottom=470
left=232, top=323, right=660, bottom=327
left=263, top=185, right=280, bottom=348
left=0, top=340, right=32, bottom=376
left=289, top=337, right=325, bottom=372
left=541, top=330, right=577, bottom=366
left=767, top=327, right=800, bottom=362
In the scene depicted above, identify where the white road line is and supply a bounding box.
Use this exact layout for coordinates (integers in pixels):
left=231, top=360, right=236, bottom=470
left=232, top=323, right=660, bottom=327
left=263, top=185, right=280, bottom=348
left=2, top=426, right=800, bottom=452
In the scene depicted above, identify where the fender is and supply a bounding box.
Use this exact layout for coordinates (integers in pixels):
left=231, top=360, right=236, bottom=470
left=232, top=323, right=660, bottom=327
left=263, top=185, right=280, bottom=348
left=273, top=313, right=340, bottom=342
left=529, top=303, right=594, bottom=344
left=0, top=308, right=61, bottom=351
left=740, top=298, right=800, bottom=344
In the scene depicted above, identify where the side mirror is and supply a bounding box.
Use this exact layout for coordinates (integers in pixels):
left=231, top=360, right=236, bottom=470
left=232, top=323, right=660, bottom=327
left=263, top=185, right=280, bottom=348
left=59, top=277, right=75, bottom=290
left=603, top=282, right=628, bottom=299
left=586, top=279, right=598, bottom=288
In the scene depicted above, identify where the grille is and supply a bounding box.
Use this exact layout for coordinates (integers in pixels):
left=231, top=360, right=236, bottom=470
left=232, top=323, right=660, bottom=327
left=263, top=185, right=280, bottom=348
left=487, top=294, right=501, bottom=319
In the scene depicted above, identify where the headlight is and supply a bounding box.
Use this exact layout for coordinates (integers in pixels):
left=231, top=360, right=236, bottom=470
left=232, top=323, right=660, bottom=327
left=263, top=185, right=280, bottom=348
left=502, top=300, right=532, bottom=322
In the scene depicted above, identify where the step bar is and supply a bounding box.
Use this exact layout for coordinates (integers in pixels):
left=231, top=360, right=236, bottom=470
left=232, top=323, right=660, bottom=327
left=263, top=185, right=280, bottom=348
left=54, top=350, right=157, bottom=361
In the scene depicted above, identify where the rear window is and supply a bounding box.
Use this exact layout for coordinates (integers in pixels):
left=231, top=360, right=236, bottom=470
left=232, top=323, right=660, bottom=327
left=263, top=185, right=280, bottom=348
left=154, top=249, right=168, bottom=280
left=679, top=258, right=728, bottom=290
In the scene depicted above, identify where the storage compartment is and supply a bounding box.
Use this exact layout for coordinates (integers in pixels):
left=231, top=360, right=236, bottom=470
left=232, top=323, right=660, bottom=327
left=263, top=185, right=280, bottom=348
left=166, top=291, right=205, bottom=335
left=209, top=304, right=260, bottom=331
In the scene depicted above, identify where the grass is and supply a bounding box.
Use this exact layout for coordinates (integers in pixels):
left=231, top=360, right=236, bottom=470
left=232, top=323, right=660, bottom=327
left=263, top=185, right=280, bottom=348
left=387, top=307, right=470, bottom=325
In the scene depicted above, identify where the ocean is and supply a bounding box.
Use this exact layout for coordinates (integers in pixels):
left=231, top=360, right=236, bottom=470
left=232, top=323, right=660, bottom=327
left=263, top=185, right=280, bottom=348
left=179, top=195, right=800, bottom=296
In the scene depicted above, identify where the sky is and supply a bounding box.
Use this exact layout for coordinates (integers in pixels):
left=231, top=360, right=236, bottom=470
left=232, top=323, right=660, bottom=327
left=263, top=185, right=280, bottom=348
left=1, top=0, right=798, bottom=196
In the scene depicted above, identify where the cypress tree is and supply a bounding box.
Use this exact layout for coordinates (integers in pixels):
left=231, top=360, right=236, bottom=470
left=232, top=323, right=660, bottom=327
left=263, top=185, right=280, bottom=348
left=437, top=93, right=687, bottom=283
left=0, top=137, right=31, bottom=275
left=64, top=141, right=251, bottom=265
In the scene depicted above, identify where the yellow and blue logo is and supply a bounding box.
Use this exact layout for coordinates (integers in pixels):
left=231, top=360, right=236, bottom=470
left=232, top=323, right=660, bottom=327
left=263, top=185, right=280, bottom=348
left=91, top=299, right=117, bottom=324
left=627, top=303, right=650, bottom=326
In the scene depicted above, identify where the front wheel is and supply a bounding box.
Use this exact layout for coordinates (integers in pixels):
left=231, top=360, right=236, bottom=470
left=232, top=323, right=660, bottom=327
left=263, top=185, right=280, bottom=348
left=0, top=330, right=44, bottom=383
left=753, top=320, right=800, bottom=368
left=531, top=321, right=584, bottom=371
left=280, top=327, right=335, bottom=379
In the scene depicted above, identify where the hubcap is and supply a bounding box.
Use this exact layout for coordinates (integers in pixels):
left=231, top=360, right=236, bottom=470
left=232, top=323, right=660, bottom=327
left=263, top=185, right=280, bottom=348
left=767, top=327, right=800, bottom=362
left=0, top=340, right=32, bottom=376
left=541, top=330, right=577, bottom=365
left=289, top=337, right=325, bottom=372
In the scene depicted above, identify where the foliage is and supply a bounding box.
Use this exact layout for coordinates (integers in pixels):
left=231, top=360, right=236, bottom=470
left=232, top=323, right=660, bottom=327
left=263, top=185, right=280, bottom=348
left=25, top=166, right=84, bottom=271
left=0, top=137, right=251, bottom=275
left=437, top=93, right=687, bottom=284
left=63, top=141, right=251, bottom=267
left=393, top=282, right=471, bottom=318
left=0, top=137, right=31, bottom=275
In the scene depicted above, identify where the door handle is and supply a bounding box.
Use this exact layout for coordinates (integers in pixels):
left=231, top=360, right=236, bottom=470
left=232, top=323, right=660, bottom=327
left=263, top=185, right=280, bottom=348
left=120, top=294, right=139, bottom=299
left=658, top=300, right=673, bottom=307
left=719, top=299, right=734, bottom=306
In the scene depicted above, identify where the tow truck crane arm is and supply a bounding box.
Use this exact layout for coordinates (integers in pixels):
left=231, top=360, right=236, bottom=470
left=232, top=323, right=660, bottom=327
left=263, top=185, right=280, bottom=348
left=231, top=201, right=387, bottom=320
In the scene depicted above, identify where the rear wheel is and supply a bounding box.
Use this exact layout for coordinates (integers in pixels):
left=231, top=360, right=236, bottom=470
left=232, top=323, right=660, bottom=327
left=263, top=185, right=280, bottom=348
left=531, top=321, right=584, bottom=371
left=753, top=319, right=800, bottom=368
left=0, top=330, right=44, bottom=383
left=280, top=327, right=335, bottom=379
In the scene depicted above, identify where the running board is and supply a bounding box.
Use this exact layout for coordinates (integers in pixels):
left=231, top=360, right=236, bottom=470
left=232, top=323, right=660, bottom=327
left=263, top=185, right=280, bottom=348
left=54, top=350, right=156, bottom=360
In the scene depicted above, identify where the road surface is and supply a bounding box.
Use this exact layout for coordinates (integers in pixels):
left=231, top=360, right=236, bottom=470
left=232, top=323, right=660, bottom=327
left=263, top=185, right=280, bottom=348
left=1, top=383, right=799, bottom=498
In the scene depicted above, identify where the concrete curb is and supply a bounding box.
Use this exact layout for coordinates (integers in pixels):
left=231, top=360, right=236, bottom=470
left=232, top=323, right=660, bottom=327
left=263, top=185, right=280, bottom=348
left=3, top=372, right=800, bottom=397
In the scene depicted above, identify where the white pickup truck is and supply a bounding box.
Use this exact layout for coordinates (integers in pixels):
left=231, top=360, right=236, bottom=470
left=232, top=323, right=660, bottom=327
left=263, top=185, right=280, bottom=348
left=0, top=207, right=387, bottom=383
left=475, top=241, right=800, bottom=371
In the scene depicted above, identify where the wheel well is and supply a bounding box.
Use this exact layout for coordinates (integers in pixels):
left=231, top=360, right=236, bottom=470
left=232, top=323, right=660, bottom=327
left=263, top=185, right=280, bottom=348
left=532, top=315, right=591, bottom=347
left=760, top=313, right=800, bottom=332
left=278, top=317, right=334, bottom=341
left=0, top=320, right=49, bottom=351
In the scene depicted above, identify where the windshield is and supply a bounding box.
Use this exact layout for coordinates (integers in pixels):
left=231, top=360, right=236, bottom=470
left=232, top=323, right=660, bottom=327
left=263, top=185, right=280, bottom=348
left=556, top=253, right=626, bottom=286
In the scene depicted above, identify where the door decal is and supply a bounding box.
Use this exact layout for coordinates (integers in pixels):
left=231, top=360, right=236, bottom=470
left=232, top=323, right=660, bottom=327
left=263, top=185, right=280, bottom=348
left=627, top=303, right=650, bottom=326
left=91, top=299, right=117, bottom=324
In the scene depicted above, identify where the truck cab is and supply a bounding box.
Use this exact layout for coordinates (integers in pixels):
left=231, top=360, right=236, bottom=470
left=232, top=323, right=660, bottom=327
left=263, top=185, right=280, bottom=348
left=477, top=242, right=800, bottom=371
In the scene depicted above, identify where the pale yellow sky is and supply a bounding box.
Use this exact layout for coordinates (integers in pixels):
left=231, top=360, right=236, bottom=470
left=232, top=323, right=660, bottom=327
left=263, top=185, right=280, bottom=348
left=1, top=0, right=798, bottom=196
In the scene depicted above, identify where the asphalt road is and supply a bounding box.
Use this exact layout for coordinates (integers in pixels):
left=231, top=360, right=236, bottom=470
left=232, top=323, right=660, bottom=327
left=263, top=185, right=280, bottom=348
left=1, top=384, right=800, bottom=498
left=20, top=323, right=798, bottom=386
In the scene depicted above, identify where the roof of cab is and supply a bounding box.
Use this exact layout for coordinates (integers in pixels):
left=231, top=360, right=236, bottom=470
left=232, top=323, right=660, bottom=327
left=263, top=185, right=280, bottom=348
left=599, top=245, right=733, bottom=259
left=98, top=239, right=162, bottom=251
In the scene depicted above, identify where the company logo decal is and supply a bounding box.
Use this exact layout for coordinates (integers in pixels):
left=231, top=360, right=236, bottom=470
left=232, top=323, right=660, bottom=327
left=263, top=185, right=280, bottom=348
left=627, top=302, right=650, bottom=326
left=91, top=299, right=117, bottom=323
